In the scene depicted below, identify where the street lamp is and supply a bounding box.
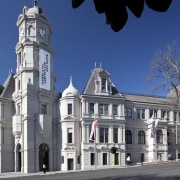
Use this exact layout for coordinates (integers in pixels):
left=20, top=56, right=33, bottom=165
left=176, top=121, right=179, bottom=161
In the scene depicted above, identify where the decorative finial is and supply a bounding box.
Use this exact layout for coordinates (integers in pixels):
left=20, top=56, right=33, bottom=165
left=70, top=75, right=72, bottom=84
left=34, top=0, right=37, bottom=6
left=100, top=62, right=102, bottom=68
left=94, top=62, right=96, bottom=67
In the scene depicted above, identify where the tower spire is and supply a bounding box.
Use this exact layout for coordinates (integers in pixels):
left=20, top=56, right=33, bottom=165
left=34, top=0, right=37, bottom=6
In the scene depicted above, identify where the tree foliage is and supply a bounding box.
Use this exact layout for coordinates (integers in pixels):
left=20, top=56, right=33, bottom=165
left=148, top=42, right=180, bottom=102
left=72, top=0, right=172, bottom=32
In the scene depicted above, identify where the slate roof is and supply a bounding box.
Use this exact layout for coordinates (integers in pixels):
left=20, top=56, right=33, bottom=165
left=123, top=93, right=176, bottom=106
left=82, top=67, right=123, bottom=97
left=0, top=73, right=15, bottom=99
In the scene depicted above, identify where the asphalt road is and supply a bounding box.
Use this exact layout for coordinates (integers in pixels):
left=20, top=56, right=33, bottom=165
left=2, top=162, right=180, bottom=180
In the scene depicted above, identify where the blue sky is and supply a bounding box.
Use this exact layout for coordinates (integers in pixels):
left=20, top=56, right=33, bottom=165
left=0, top=0, right=180, bottom=97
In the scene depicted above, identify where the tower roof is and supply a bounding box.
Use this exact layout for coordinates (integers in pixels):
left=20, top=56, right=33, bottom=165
left=26, top=2, right=43, bottom=16
left=62, top=77, right=80, bottom=98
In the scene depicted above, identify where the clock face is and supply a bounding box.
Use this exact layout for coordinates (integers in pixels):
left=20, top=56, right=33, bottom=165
left=38, top=27, right=46, bottom=38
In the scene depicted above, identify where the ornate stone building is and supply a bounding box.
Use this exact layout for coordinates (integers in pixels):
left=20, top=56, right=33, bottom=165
left=0, top=2, right=179, bottom=173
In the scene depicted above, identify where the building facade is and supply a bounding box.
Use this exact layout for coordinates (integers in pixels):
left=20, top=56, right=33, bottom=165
left=0, top=2, right=179, bottom=173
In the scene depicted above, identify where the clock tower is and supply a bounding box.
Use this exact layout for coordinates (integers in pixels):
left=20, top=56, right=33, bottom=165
left=13, top=1, right=59, bottom=173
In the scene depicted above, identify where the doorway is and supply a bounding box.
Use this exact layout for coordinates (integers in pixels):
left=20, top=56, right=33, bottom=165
left=39, top=143, right=49, bottom=171
left=16, top=143, right=21, bottom=172
left=67, top=158, right=74, bottom=170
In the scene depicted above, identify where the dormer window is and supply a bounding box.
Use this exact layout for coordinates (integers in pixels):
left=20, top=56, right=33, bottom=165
left=101, top=78, right=106, bottom=92
left=94, top=69, right=112, bottom=95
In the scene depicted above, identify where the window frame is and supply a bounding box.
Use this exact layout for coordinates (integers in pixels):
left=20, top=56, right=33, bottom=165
left=99, top=103, right=109, bottom=115
left=125, top=129, right=132, bottom=144
left=68, top=103, right=72, bottom=115
left=67, top=128, right=73, bottom=143
left=113, top=104, right=118, bottom=115
left=103, top=153, right=108, bottom=165
left=113, top=128, right=118, bottom=143
left=100, top=127, right=109, bottom=143
left=125, top=108, right=132, bottom=118
left=138, top=130, right=145, bottom=144
left=89, top=102, right=94, bottom=114
left=157, top=130, right=163, bottom=144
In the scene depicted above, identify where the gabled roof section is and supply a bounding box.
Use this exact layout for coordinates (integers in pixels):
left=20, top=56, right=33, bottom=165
left=0, top=73, right=15, bottom=99
left=99, top=69, right=110, bottom=77
left=0, top=85, right=4, bottom=95
left=82, top=67, right=123, bottom=97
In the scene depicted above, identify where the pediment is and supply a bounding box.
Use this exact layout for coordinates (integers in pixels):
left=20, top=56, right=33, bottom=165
left=99, top=70, right=110, bottom=77
left=64, top=115, right=74, bottom=120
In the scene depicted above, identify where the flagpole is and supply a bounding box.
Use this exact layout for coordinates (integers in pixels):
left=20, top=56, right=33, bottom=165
left=90, top=119, right=98, bottom=170
left=94, top=126, right=97, bottom=170
left=155, top=134, right=157, bottom=163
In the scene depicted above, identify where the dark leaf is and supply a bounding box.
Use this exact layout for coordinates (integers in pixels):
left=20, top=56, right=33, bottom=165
left=72, top=0, right=84, bottom=8
left=94, top=0, right=106, bottom=13
left=126, top=0, right=144, bottom=18
left=105, top=1, right=128, bottom=32
left=146, top=0, right=172, bottom=12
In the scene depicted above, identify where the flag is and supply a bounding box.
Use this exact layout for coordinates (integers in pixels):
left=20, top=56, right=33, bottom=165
left=89, top=120, right=98, bottom=141
left=151, top=118, right=159, bottom=138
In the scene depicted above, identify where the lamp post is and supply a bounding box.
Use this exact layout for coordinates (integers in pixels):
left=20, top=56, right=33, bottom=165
left=176, top=121, right=178, bottom=161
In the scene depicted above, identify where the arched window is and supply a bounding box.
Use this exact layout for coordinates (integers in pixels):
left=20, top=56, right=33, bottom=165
left=39, top=143, right=49, bottom=151
left=157, top=130, right=163, bottom=144
left=125, top=130, right=132, bottom=144
left=138, top=130, right=145, bottom=144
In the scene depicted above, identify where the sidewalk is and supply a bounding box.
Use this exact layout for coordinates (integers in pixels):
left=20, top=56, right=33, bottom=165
left=0, top=171, right=62, bottom=179
left=0, top=161, right=179, bottom=179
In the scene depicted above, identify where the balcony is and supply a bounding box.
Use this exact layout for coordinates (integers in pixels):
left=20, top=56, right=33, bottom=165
left=12, top=115, right=22, bottom=137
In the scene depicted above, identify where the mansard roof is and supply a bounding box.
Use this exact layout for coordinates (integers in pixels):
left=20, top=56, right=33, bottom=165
left=123, top=93, right=176, bottom=106
left=82, top=67, right=123, bottom=97
left=0, top=73, right=15, bottom=99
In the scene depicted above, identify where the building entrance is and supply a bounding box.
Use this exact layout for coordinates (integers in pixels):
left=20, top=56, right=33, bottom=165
left=68, top=158, right=74, bottom=170
left=39, top=143, right=49, bottom=171
left=16, top=143, right=21, bottom=172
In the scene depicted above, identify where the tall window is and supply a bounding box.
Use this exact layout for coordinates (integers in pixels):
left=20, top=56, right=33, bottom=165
left=113, top=128, right=118, bottom=143
left=41, top=104, right=47, bottom=114
left=157, top=130, right=163, bottom=144
left=149, top=109, right=157, bottom=118
left=89, top=103, right=94, bottom=114
left=99, top=104, right=108, bottom=115
left=137, top=108, right=145, bottom=119
left=125, top=130, right=132, bottom=144
left=115, top=153, right=119, bottom=165
left=67, top=128, right=73, bottom=143
left=101, top=78, right=106, bottom=92
left=100, top=128, right=108, bottom=143
left=138, top=130, right=145, bottom=144
left=167, top=132, right=170, bottom=145
left=174, top=111, right=177, bottom=121
left=68, top=103, right=72, bottom=115
left=90, top=153, right=95, bottom=165
left=161, top=110, right=169, bottom=120
left=103, top=153, right=107, bottom=165
left=125, top=108, right=132, bottom=118
left=113, top=104, right=118, bottom=115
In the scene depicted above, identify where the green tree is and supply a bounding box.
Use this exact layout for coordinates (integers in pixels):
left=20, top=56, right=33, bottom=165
left=72, top=0, right=172, bottom=32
